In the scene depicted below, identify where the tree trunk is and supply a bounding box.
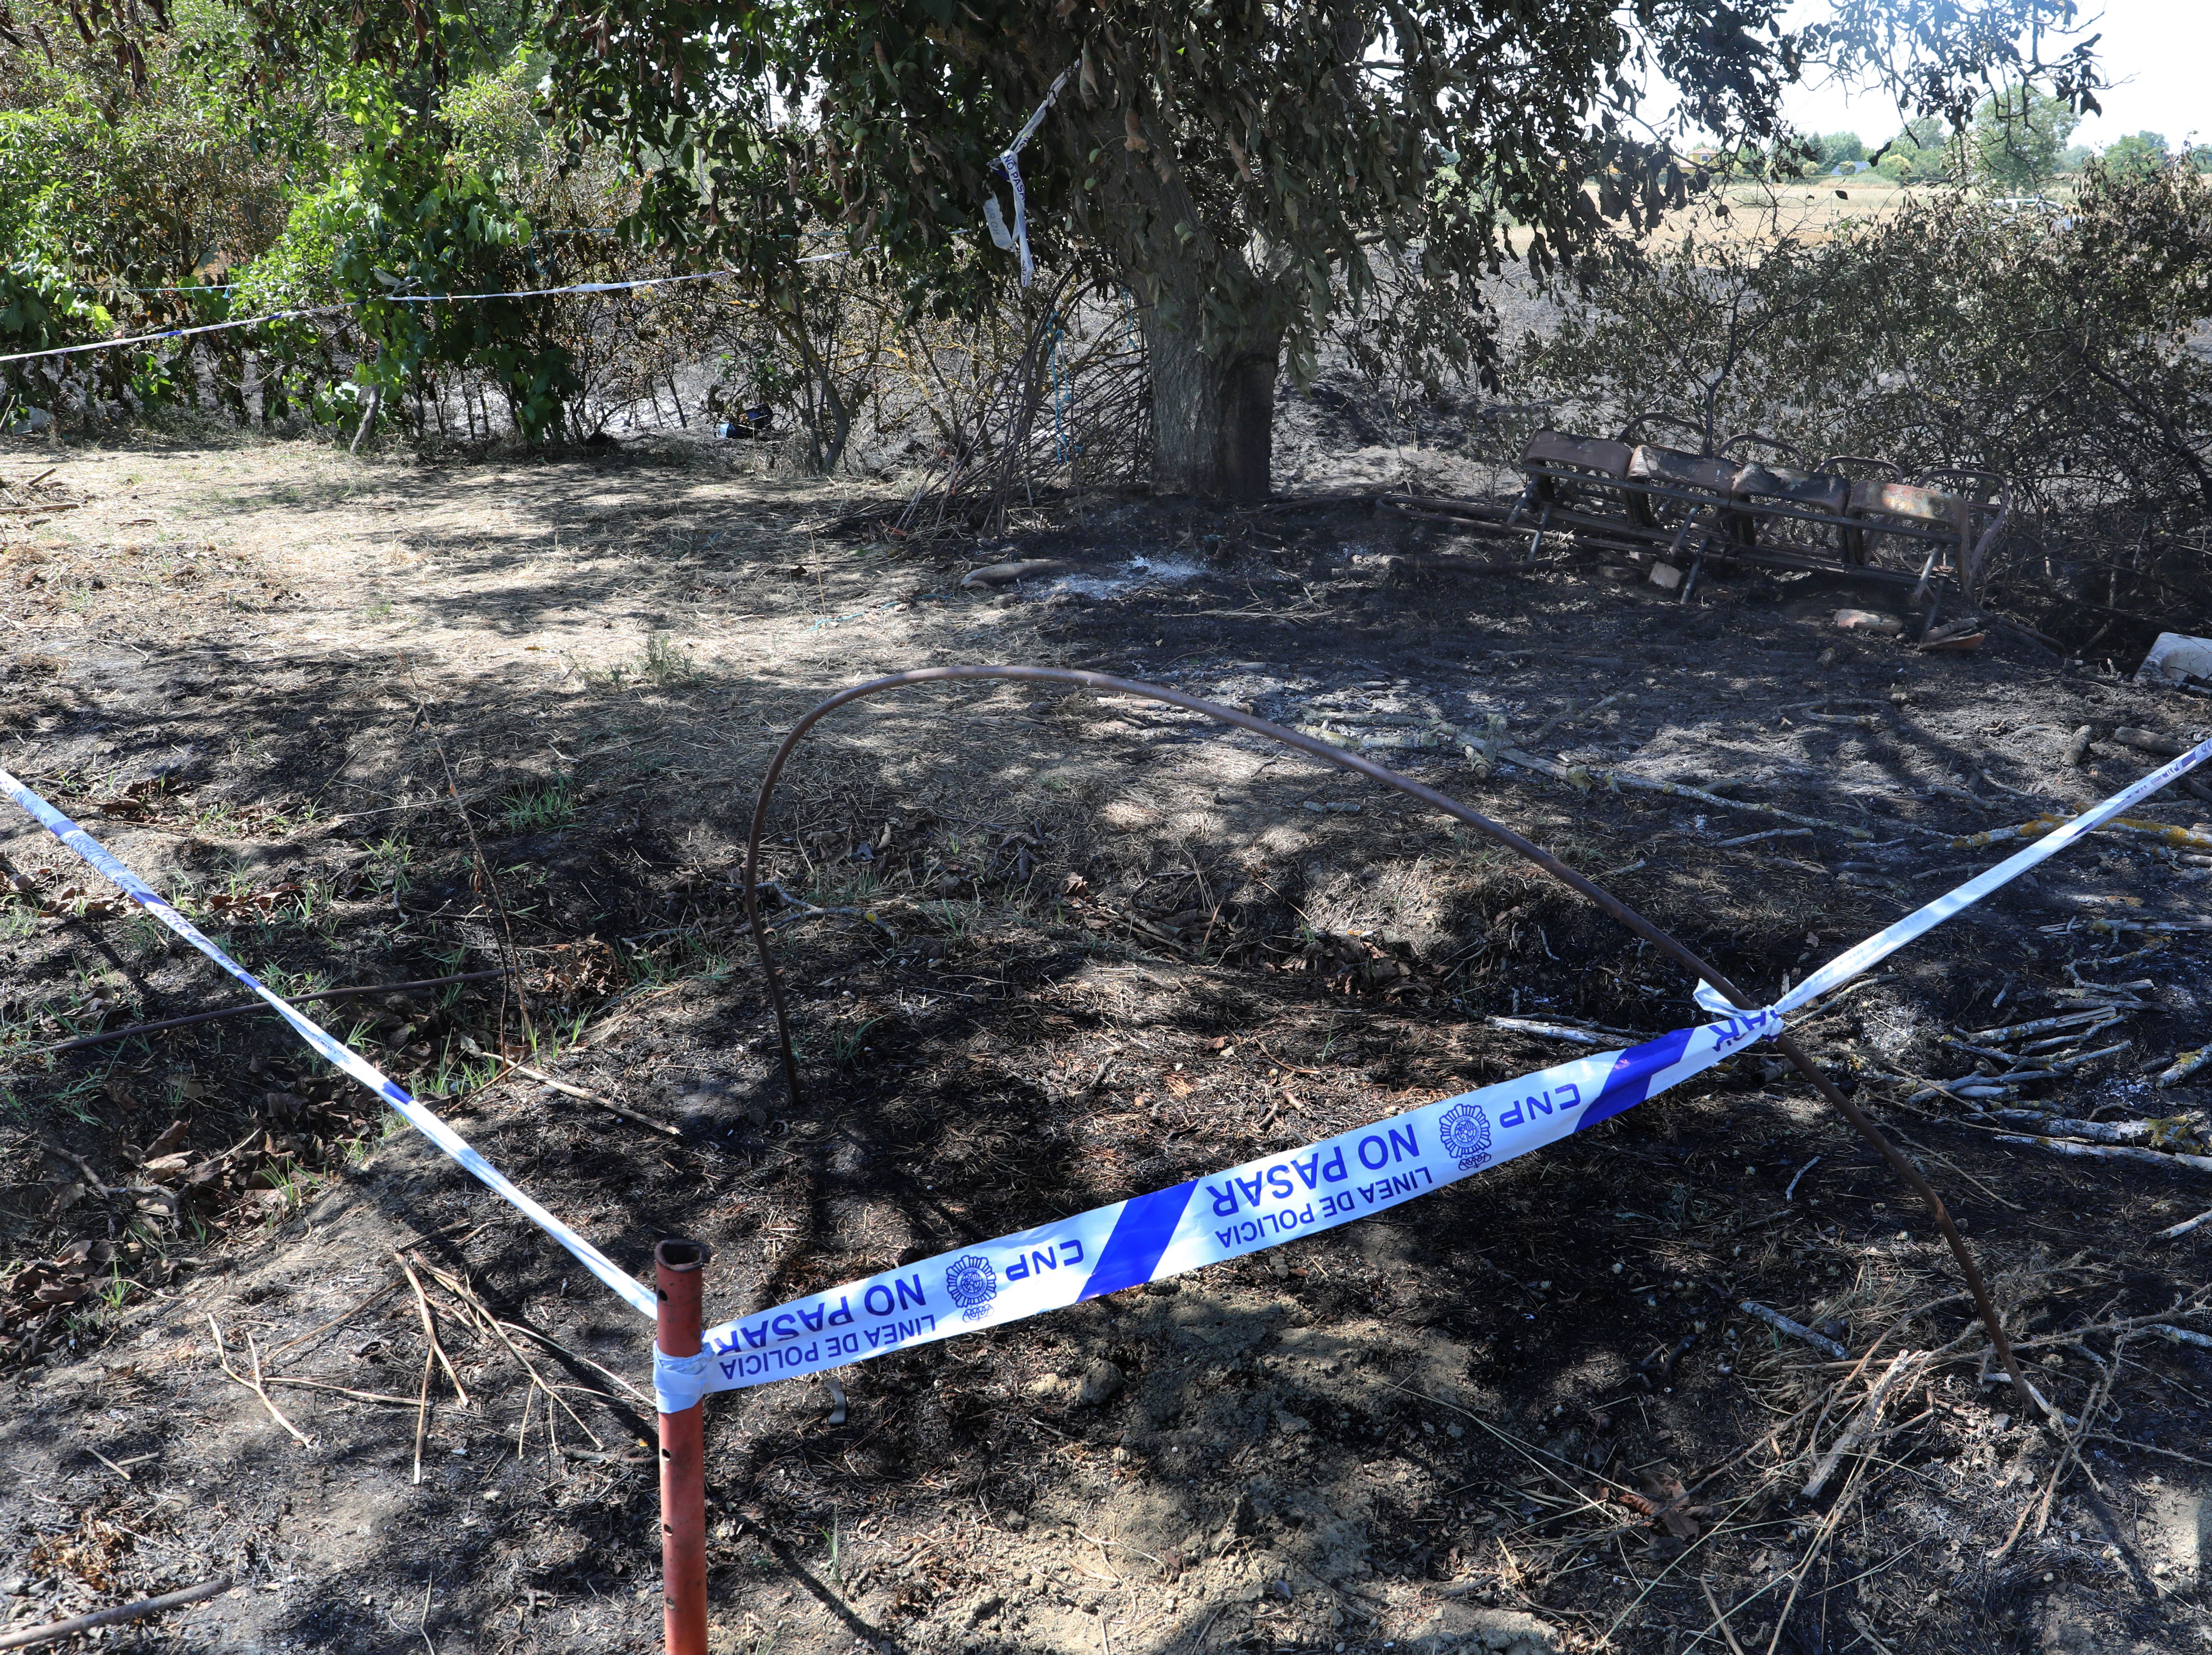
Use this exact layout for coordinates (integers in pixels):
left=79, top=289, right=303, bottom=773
left=1141, top=304, right=1279, bottom=500
left=1127, top=188, right=1282, bottom=501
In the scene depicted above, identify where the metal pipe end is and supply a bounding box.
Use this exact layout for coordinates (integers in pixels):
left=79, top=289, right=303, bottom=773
left=655, top=1239, right=712, bottom=1273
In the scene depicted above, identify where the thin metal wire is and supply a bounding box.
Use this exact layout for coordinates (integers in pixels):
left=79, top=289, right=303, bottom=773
left=739, top=664, right=2038, bottom=1415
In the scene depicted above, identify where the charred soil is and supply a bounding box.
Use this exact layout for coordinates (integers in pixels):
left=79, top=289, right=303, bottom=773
left=2, top=428, right=2210, bottom=1655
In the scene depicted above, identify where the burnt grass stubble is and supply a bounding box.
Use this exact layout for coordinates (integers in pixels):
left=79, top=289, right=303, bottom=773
left=2, top=470, right=2211, bottom=1655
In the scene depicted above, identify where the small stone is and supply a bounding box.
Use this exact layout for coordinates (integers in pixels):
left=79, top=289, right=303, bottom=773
left=481, top=1489, right=502, bottom=1502
left=1025, top=1374, right=1066, bottom=1399
left=1078, top=1359, right=1125, bottom=1407
left=0, top=1580, right=24, bottom=1597
left=1273, top=1410, right=1313, bottom=1434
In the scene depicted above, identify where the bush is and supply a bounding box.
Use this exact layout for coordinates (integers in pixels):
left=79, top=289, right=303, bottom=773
left=1509, top=163, right=2212, bottom=642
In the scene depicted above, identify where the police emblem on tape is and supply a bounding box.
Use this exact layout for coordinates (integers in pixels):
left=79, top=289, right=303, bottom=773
left=944, top=1254, right=998, bottom=1320
left=1438, top=1100, right=1492, bottom=1170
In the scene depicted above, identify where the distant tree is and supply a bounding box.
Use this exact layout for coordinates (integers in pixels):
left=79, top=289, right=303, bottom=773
left=2102, top=131, right=2171, bottom=181
left=1874, top=116, right=1955, bottom=183
left=2057, top=142, right=2093, bottom=173
left=1971, top=84, right=2079, bottom=189
left=1820, top=132, right=1866, bottom=165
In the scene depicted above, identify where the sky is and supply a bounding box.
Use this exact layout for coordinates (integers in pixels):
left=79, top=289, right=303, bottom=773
left=1653, top=1, right=2209, bottom=150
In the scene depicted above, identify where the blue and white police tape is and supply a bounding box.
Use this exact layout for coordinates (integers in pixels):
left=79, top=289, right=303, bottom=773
left=983, top=62, right=1075, bottom=290
left=383, top=270, right=736, bottom=303
left=0, top=305, right=351, bottom=368
left=660, top=731, right=2212, bottom=1411
left=9, top=727, right=2210, bottom=1417
left=0, top=765, right=657, bottom=1320
left=656, top=1009, right=1780, bottom=1412
left=0, top=267, right=805, bottom=366
left=1699, top=730, right=2212, bottom=1022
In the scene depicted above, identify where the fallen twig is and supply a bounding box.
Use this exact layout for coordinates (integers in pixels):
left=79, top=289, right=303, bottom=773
left=38, top=969, right=517, bottom=1055
left=263, top=1276, right=404, bottom=1365
left=410, top=1344, right=433, bottom=1486
left=415, top=1258, right=606, bottom=1450
left=510, top=1061, right=684, bottom=1139
left=1981, top=1111, right=2198, bottom=1148
left=2158, top=1048, right=2209, bottom=1088
left=394, top=1251, right=469, bottom=1405
left=0, top=1577, right=232, bottom=1653
left=207, top=1316, right=310, bottom=1448
left=1961, top=1008, right=2132, bottom=1043
left=1700, top=1576, right=1753, bottom=1655
left=35, top=1139, right=108, bottom=1198
left=2147, top=1323, right=2212, bottom=1351
left=1497, top=749, right=1876, bottom=840
left=2156, top=1207, right=2212, bottom=1241
left=497, top=1319, right=655, bottom=1407
left=1714, top=826, right=1814, bottom=849
left=1987, top=1132, right=2212, bottom=1174
left=1487, top=1016, right=1608, bottom=1046
left=1740, top=1301, right=1847, bottom=1360
left=262, top=1377, right=424, bottom=1407
left=1803, top=1349, right=1925, bottom=1500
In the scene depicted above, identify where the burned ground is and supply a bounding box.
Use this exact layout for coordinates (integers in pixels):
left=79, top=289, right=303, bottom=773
left=2, top=425, right=2210, bottom=1655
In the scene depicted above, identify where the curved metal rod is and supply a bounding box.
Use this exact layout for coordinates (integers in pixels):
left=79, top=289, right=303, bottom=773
left=740, top=665, right=2037, bottom=1416
left=1718, top=430, right=1808, bottom=471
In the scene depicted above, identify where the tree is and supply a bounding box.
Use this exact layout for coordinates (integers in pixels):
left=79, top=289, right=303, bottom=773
left=1873, top=115, right=1955, bottom=183
left=1971, top=84, right=2079, bottom=189
left=544, top=0, right=1832, bottom=499
left=2101, top=131, right=2170, bottom=182
left=541, top=0, right=2106, bottom=499
left=1820, top=131, right=1866, bottom=166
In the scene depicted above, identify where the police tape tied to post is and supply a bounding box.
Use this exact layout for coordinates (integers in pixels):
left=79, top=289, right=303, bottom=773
left=3, top=720, right=2206, bottom=1416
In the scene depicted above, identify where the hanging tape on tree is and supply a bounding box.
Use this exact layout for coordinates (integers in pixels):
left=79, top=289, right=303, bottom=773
left=983, top=62, right=1077, bottom=289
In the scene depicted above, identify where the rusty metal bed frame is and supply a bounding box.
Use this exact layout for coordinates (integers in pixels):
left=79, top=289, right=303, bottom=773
left=1382, top=420, right=2009, bottom=634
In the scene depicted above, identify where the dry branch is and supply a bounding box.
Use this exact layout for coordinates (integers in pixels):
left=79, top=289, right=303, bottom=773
left=206, top=1316, right=310, bottom=1448
left=1803, top=1350, right=1925, bottom=1499
left=0, top=1577, right=232, bottom=1653
left=1739, top=1301, right=1847, bottom=1360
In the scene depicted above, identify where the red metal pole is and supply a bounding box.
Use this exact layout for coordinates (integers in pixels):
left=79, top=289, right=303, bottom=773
left=656, top=1239, right=710, bottom=1655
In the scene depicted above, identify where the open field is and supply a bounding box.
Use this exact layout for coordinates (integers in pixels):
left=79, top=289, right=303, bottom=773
left=2, top=417, right=2210, bottom=1655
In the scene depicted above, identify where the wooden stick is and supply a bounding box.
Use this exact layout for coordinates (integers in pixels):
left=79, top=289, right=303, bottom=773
left=0, top=1576, right=231, bottom=1653
left=394, top=1251, right=468, bottom=1405
left=262, top=1376, right=424, bottom=1407
left=1700, top=1576, right=1751, bottom=1655
left=497, top=1318, right=656, bottom=1406
left=206, top=1316, right=311, bottom=1448
left=415, top=1259, right=605, bottom=1450
left=411, top=1342, right=434, bottom=1486
left=509, top=1062, right=684, bottom=1138
left=42, top=969, right=516, bottom=1055
left=262, top=1277, right=404, bottom=1364
left=1803, top=1350, right=1924, bottom=1499
left=1740, top=1300, right=1848, bottom=1360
